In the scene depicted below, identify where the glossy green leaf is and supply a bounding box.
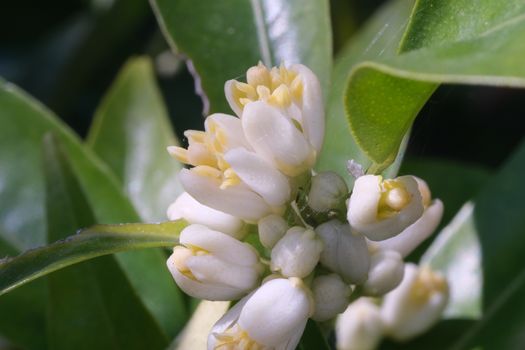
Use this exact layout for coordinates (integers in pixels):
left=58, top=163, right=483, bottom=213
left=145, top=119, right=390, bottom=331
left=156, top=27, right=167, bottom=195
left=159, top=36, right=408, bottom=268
left=420, top=140, right=525, bottom=348
left=379, top=319, right=476, bottom=350
left=344, top=0, right=525, bottom=169
left=298, top=320, right=330, bottom=350
left=42, top=135, right=168, bottom=349
left=317, top=0, right=417, bottom=178
left=0, top=220, right=184, bottom=296
left=0, top=80, right=185, bottom=337
left=150, top=0, right=332, bottom=114
left=88, top=57, right=183, bottom=222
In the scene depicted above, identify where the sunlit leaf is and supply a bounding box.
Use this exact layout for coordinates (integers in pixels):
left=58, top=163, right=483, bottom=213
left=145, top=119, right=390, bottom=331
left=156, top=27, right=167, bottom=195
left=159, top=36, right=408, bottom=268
left=88, top=57, right=183, bottom=222
left=150, top=0, right=332, bottom=114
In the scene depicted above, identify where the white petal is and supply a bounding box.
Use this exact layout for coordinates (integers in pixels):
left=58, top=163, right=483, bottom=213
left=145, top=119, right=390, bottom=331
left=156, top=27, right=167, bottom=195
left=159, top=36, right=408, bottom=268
left=316, top=220, right=370, bottom=284
left=258, top=214, right=289, bottom=249
left=225, top=147, right=291, bottom=206
left=239, top=278, right=311, bottom=347
left=166, top=253, right=244, bottom=301
left=242, top=101, right=314, bottom=176
left=204, top=113, right=251, bottom=150
left=180, top=224, right=258, bottom=265
left=186, top=255, right=259, bottom=290
left=362, top=250, right=404, bottom=296
left=312, top=274, right=351, bottom=322
left=381, top=263, right=449, bottom=341
left=289, top=64, right=324, bottom=153
left=373, top=200, right=444, bottom=257
left=167, top=192, right=245, bottom=238
left=224, top=80, right=243, bottom=117
left=348, top=175, right=425, bottom=241
left=336, top=298, right=385, bottom=350
left=179, top=168, right=271, bottom=222
left=271, top=227, right=323, bottom=278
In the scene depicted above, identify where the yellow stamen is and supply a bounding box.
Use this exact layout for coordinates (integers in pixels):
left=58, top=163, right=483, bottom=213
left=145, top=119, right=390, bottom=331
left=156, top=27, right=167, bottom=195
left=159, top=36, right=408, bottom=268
left=168, top=146, right=190, bottom=164
left=377, top=179, right=412, bottom=219
left=193, top=165, right=222, bottom=179
left=214, top=325, right=268, bottom=350
left=184, top=130, right=206, bottom=143
left=409, top=266, right=448, bottom=304
left=220, top=168, right=241, bottom=189
left=268, top=84, right=292, bottom=107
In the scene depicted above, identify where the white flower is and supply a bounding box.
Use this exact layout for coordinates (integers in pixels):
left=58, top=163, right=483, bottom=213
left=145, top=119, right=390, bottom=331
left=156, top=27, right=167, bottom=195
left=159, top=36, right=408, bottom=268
left=381, top=263, right=449, bottom=341
left=241, top=101, right=317, bottom=177
left=166, top=224, right=262, bottom=301
left=167, top=192, right=245, bottom=239
left=208, top=278, right=313, bottom=350
left=362, top=250, right=404, bottom=297
left=271, top=227, right=323, bottom=278
left=347, top=175, right=425, bottom=241
left=371, top=199, right=444, bottom=257
left=225, top=62, right=324, bottom=153
left=169, top=113, right=291, bottom=222
left=258, top=214, right=289, bottom=249
left=315, top=219, right=370, bottom=284
left=311, top=274, right=352, bottom=322
left=308, top=171, right=348, bottom=212
left=336, top=299, right=385, bottom=350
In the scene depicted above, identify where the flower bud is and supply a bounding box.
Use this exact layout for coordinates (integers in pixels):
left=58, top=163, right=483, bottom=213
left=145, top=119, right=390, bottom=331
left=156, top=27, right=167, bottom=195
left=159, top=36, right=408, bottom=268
left=362, top=250, right=404, bottom=297
left=372, top=199, right=444, bottom=257
left=381, top=263, right=449, bottom=341
left=258, top=214, right=288, bottom=249
left=336, top=299, right=385, bottom=350
left=167, top=192, right=245, bottom=239
left=167, top=224, right=262, bottom=301
left=311, top=274, right=352, bottom=321
left=208, top=277, right=313, bottom=350
left=271, top=227, right=323, bottom=278
left=315, top=220, right=370, bottom=284
left=308, top=171, right=348, bottom=212
left=347, top=175, right=425, bottom=241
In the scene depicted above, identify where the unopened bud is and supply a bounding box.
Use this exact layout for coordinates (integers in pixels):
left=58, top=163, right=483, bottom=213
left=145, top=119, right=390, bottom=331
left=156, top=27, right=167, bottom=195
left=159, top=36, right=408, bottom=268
left=311, top=274, right=352, bottom=321
left=308, top=171, right=348, bottom=212
left=362, top=250, right=404, bottom=297
left=315, top=220, right=370, bottom=284
left=271, top=227, right=323, bottom=278
left=258, top=214, right=288, bottom=249
left=336, top=299, right=384, bottom=350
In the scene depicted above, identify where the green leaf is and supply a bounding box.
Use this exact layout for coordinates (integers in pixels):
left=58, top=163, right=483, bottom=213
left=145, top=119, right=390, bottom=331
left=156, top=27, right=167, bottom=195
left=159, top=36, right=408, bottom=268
left=420, top=139, right=525, bottom=348
left=0, top=279, right=47, bottom=350
left=150, top=0, right=332, bottom=114
left=379, top=319, right=476, bottom=350
left=87, top=57, right=183, bottom=222
left=0, top=80, right=186, bottom=336
left=0, top=220, right=184, bottom=296
left=344, top=0, right=525, bottom=169
left=316, top=0, right=417, bottom=178
left=298, top=320, right=330, bottom=350
left=42, top=135, right=168, bottom=349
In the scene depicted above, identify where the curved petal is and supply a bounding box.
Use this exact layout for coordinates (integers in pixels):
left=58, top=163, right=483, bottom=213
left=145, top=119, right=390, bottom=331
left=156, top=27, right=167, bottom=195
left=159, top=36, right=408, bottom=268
left=224, top=80, right=243, bottom=117
left=242, top=101, right=314, bottom=177
left=167, top=253, right=245, bottom=301
left=179, top=168, right=271, bottom=222
left=372, top=200, right=444, bottom=257
left=225, top=147, right=291, bottom=206
left=290, top=63, right=324, bottom=153
left=180, top=224, right=258, bottom=266
left=167, top=192, right=245, bottom=238
left=204, top=113, right=251, bottom=151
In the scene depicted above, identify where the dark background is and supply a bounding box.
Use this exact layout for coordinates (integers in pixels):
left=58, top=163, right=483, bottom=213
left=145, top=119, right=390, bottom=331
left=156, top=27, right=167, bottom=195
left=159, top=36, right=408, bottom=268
left=1, top=0, right=524, bottom=170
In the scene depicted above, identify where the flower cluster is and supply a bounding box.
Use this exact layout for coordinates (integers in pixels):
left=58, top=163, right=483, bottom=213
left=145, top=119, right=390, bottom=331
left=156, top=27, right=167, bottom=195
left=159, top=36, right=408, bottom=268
left=165, top=62, right=449, bottom=350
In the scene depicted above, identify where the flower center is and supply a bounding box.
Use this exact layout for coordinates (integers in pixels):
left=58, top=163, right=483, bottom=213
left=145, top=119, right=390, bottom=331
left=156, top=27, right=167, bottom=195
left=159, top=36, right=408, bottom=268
left=377, top=179, right=411, bottom=219
left=409, top=266, right=448, bottom=304
left=214, top=324, right=270, bottom=350
left=171, top=245, right=210, bottom=281
left=168, top=120, right=242, bottom=189
left=230, top=62, right=303, bottom=111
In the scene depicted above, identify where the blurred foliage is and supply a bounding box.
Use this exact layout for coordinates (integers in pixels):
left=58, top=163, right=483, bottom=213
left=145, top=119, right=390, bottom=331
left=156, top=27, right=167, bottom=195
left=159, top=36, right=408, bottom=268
left=1, top=0, right=525, bottom=349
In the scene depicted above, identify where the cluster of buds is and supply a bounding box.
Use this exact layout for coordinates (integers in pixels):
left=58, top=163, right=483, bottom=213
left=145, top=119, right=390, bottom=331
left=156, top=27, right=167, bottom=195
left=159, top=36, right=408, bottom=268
left=165, top=62, right=449, bottom=349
